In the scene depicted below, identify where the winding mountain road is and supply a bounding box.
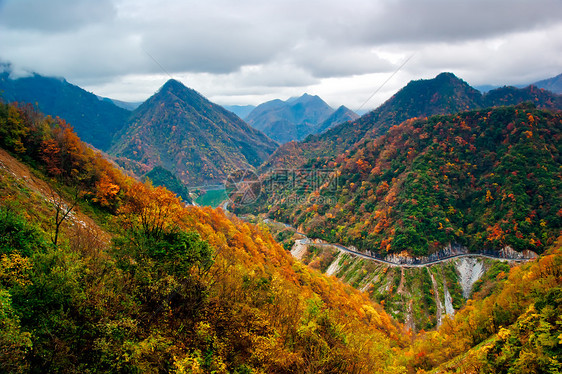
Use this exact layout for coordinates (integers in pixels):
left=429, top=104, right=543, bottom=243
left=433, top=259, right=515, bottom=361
left=306, top=240, right=534, bottom=268
left=223, top=206, right=537, bottom=268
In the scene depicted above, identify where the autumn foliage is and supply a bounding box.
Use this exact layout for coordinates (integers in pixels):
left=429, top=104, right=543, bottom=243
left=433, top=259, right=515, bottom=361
left=1, top=97, right=560, bottom=373
left=407, top=238, right=562, bottom=372
left=0, top=101, right=128, bottom=212
left=0, top=101, right=407, bottom=373
left=245, top=104, right=562, bottom=257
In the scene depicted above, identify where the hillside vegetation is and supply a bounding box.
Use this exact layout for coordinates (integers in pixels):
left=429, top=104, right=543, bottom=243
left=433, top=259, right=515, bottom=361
left=407, top=239, right=561, bottom=373
left=1, top=95, right=561, bottom=373
left=242, top=104, right=562, bottom=257
left=0, top=101, right=406, bottom=373
left=110, top=79, right=278, bottom=186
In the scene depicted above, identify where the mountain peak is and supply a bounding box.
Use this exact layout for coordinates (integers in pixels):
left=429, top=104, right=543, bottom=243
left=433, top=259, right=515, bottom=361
left=160, top=78, right=189, bottom=94
left=405, top=72, right=472, bottom=91
left=163, top=78, right=183, bottom=86
left=435, top=71, right=460, bottom=80
left=434, top=72, right=473, bottom=87
left=145, top=79, right=211, bottom=111
left=295, top=72, right=484, bottom=157
left=246, top=93, right=336, bottom=143
left=314, top=105, right=359, bottom=135
left=301, top=93, right=321, bottom=100
left=287, top=93, right=315, bottom=103
left=334, top=105, right=353, bottom=113
left=111, top=79, right=277, bottom=186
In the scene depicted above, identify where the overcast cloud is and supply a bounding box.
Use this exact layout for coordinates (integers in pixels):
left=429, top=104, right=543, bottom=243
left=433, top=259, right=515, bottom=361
left=0, top=0, right=561, bottom=109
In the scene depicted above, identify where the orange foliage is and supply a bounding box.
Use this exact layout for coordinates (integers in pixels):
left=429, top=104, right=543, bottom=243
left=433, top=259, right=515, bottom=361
left=93, top=174, right=121, bottom=207
left=40, top=138, right=62, bottom=176
left=119, top=180, right=186, bottom=237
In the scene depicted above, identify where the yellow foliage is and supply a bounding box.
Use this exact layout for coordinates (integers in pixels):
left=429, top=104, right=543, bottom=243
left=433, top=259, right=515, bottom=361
left=0, top=252, right=32, bottom=287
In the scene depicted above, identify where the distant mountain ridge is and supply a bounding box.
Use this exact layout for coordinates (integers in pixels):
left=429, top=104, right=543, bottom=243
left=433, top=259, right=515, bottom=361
left=476, top=72, right=562, bottom=94
left=110, top=79, right=278, bottom=186
left=314, top=105, right=360, bottom=136
left=0, top=70, right=130, bottom=151
left=222, top=104, right=256, bottom=119
left=263, top=72, right=562, bottom=171
left=245, top=93, right=358, bottom=143
left=97, top=96, right=142, bottom=111
left=0, top=68, right=279, bottom=190
left=532, top=73, right=562, bottom=94
left=484, top=84, right=562, bottom=108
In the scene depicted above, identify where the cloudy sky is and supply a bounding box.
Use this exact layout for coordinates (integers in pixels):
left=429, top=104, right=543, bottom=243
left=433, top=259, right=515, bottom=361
left=1, top=0, right=561, bottom=110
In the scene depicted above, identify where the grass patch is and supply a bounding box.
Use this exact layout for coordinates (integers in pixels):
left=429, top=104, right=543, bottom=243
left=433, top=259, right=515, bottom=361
left=195, top=188, right=228, bottom=208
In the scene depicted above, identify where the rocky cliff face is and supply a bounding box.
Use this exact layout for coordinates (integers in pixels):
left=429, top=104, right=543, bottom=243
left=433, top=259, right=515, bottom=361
left=291, top=238, right=532, bottom=331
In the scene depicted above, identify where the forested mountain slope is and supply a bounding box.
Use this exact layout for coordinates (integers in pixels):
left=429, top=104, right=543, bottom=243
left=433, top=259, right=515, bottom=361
left=110, top=79, right=278, bottom=186
left=241, top=104, right=562, bottom=257
left=1, top=98, right=561, bottom=373
left=0, top=100, right=405, bottom=373
left=0, top=70, right=130, bottom=151
left=264, top=73, right=561, bottom=172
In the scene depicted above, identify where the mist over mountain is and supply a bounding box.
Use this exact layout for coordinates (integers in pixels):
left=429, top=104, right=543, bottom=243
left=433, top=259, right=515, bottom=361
left=222, top=104, right=256, bottom=119
left=97, top=96, right=142, bottom=111
left=476, top=72, right=562, bottom=94
left=0, top=69, right=130, bottom=150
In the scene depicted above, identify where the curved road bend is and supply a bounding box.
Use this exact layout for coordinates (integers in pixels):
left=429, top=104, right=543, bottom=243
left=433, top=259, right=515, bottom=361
left=310, top=242, right=534, bottom=268
left=230, top=213, right=535, bottom=268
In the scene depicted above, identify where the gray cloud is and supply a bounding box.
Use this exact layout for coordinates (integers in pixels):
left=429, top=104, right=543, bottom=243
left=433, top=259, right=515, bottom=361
left=290, top=40, right=395, bottom=78
left=140, top=21, right=292, bottom=74
left=411, top=22, right=562, bottom=85
left=0, top=0, right=561, bottom=108
left=0, top=0, right=116, bottom=32
left=309, top=0, right=562, bottom=45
